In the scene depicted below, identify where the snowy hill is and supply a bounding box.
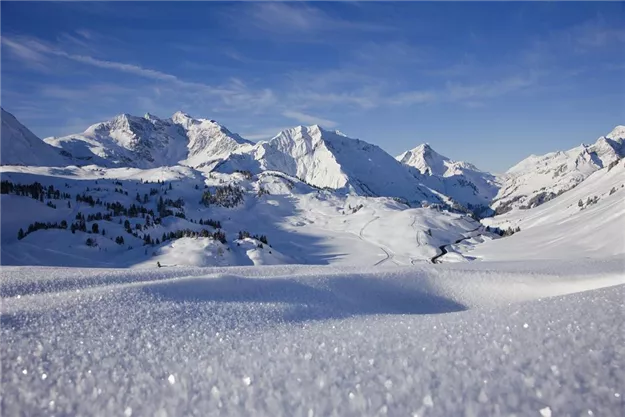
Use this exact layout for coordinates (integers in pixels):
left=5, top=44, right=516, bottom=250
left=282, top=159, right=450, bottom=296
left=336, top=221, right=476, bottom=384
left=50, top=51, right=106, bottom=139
left=1, top=108, right=69, bottom=166
left=0, top=163, right=481, bottom=268
left=492, top=126, right=625, bottom=214
left=43, top=112, right=253, bottom=169
left=397, top=143, right=500, bottom=210
left=444, top=158, right=625, bottom=262
left=218, top=125, right=443, bottom=205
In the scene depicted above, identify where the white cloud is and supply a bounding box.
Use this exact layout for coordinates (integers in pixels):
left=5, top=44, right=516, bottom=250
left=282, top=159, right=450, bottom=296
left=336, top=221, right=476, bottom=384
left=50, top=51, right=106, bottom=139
left=245, top=3, right=392, bottom=34
left=445, top=75, right=537, bottom=101
left=2, top=36, right=276, bottom=114
left=1, top=37, right=49, bottom=68
left=283, top=110, right=337, bottom=128
left=388, top=91, right=437, bottom=106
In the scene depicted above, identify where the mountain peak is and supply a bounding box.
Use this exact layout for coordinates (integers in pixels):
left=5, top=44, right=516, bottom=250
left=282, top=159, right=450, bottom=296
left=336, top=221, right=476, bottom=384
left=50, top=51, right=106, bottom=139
left=171, top=111, right=192, bottom=124
left=143, top=112, right=160, bottom=121
left=606, top=125, right=625, bottom=141
left=397, top=143, right=450, bottom=176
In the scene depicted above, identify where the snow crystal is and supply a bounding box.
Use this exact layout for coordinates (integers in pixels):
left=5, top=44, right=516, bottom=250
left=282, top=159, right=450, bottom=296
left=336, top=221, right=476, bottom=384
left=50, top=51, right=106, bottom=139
left=1, top=262, right=624, bottom=416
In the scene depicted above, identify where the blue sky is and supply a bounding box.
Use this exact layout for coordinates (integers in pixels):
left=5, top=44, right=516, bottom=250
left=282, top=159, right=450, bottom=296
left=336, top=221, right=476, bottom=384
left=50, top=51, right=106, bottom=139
left=2, top=1, right=624, bottom=172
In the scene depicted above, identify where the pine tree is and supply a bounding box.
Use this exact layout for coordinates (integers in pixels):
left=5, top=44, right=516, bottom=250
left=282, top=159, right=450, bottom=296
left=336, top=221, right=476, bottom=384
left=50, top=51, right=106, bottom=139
left=17, top=228, right=25, bottom=240
left=92, top=223, right=99, bottom=234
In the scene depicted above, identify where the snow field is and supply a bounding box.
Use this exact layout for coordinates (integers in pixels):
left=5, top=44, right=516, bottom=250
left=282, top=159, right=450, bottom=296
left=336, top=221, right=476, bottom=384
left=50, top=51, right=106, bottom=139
left=1, top=260, right=624, bottom=416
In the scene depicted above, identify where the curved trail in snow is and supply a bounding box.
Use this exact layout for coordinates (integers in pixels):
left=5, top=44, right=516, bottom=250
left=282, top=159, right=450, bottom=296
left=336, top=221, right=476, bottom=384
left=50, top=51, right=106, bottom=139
left=431, top=226, right=482, bottom=264
left=303, top=207, right=397, bottom=267
left=358, top=216, right=393, bottom=266
left=358, top=213, right=400, bottom=267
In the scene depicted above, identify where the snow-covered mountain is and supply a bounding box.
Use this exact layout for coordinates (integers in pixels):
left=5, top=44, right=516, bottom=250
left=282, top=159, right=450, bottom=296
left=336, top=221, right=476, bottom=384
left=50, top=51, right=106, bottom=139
left=469, top=158, right=625, bottom=261
left=217, top=125, right=443, bottom=204
left=396, top=143, right=500, bottom=211
left=492, top=126, right=625, bottom=213
left=43, top=112, right=253, bottom=169
left=1, top=108, right=69, bottom=166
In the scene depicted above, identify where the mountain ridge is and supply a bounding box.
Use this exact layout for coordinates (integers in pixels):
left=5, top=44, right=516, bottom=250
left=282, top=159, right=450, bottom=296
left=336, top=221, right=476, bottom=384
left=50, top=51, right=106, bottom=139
left=493, top=125, right=625, bottom=213
left=2, top=108, right=622, bottom=214
left=43, top=111, right=253, bottom=169
left=396, top=142, right=500, bottom=211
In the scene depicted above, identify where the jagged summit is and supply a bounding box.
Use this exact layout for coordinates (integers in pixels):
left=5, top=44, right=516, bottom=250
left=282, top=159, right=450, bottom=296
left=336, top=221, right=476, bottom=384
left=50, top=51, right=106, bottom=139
left=395, top=142, right=499, bottom=209
left=218, top=124, right=442, bottom=204
left=606, top=125, right=625, bottom=140
left=43, top=111, right=253, bottom=169
left=397, top=143, right=482, bottom=177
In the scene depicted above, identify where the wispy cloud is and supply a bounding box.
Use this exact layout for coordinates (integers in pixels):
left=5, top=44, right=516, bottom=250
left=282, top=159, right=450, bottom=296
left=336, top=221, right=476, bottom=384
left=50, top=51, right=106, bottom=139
left=445, top=75, right=538, bottom=101
left=2, top=35, right=276, bottom=114
left=75, top=29, right=93, bottom=40
left=282, top=110, right=337, bottom=128
left=39, top=84, right=136, bottom=101
left=243, top=3, right=393, bottom=34
left=1, top=37, right=49, bottom=68
left=388, top=91, right=437, bottom=106
left=522, top=17, right=625, bottom=67
left=388, top=73, right=538, bottom=107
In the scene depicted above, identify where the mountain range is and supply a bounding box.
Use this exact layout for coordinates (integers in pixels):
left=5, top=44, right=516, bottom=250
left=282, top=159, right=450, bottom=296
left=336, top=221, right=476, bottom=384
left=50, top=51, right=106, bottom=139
left=1, top=107, right=623, bottom=214
left=492, top=125, right=625, bottom=213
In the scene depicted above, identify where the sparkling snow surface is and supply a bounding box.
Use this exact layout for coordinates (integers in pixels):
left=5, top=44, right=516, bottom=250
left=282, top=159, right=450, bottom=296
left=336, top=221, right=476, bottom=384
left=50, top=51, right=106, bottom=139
left=2, top=260, right=624, bottom=416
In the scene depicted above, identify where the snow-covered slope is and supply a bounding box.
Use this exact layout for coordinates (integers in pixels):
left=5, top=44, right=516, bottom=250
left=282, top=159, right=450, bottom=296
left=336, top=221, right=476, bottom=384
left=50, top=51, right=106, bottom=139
left=454, top=158, right=625, bottom=262
left=397, top=143, right=500, bottom=210
left=218, top=125, right=442, bottom=205
left=0, top=163, right=481, bottom=268
left=492, top=126, right=625, bottom=213
left=1, top=108, right=69, bottom=166
left=172, top=111, right=255, bottom=168
left=44, top=112, right=253, bottom=169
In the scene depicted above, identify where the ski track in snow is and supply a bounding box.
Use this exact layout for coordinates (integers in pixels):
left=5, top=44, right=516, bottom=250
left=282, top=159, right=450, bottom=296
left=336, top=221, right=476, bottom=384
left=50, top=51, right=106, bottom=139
left=358, top=214, right=398, bottom=267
